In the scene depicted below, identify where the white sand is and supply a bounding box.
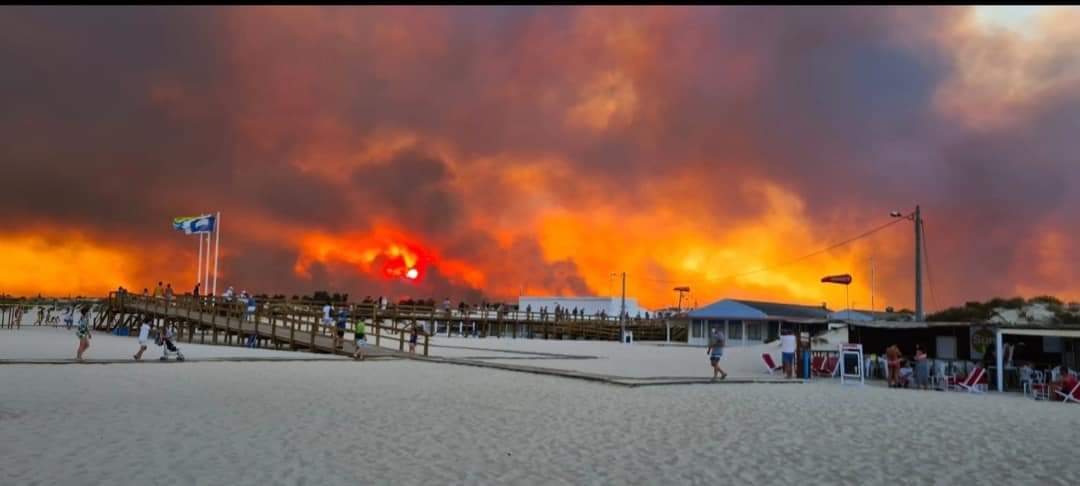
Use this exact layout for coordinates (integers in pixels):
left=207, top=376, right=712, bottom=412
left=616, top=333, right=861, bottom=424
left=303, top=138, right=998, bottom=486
left=426, top=337, right=784, bottom=378
left=2, top=328, right=1078, bottom=484
left=0, top=326, right=345, bottom=362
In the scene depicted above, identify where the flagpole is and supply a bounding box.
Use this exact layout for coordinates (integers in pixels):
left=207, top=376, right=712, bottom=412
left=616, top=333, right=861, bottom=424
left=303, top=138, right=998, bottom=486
left=212, top=211, right=220, bottom=296
left=197, top=232, right=203, bottom=290
left=204, top=228, right=211, bottom=293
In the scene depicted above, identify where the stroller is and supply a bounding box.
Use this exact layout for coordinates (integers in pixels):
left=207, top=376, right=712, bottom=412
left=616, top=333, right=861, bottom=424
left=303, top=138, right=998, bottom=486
left=157, top=325, right=186, bottom=361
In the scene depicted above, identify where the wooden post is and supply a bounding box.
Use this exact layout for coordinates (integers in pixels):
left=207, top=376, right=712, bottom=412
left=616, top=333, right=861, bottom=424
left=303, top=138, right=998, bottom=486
left=309, top=309, right=317, bottom=352
left=423, top=332, right=430, bottom=357
left=373, top=304, right=380, bottom=348
left=399, top=321, right=406, bottom=352
left=211, top=299, right=219, bottom=345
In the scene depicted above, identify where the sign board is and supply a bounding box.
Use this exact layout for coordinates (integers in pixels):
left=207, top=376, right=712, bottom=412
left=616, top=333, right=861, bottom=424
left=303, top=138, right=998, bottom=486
left=970, top=326, right=994, bottom=360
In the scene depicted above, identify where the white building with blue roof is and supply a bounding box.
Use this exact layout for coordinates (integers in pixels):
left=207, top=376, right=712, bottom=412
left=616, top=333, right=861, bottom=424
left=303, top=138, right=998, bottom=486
left=687, top=299, right=832, bottom=346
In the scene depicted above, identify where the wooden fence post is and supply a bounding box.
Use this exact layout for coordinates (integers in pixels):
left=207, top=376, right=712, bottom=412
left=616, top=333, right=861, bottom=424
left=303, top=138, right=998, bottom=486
left=373, top=304, right=381, bottom=348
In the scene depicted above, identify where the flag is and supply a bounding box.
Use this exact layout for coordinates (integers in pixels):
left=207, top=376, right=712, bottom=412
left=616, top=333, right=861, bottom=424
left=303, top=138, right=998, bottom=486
left=173, top=214, right=216, bottom=235
left=820, top=274, right=853, bottom=285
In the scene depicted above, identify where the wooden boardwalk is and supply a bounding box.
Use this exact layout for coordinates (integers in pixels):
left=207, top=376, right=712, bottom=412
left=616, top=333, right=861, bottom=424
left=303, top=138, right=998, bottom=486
left=103, top=294, right=429, bottom=358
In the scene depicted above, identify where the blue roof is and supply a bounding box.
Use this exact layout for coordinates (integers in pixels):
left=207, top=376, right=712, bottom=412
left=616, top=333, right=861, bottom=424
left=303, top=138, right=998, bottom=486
left=689, top=299, right=830, bottom=321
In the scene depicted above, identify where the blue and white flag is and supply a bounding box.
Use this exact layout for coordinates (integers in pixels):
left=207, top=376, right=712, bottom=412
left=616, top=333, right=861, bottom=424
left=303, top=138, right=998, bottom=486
left=173, top=214, right=216, bottom=235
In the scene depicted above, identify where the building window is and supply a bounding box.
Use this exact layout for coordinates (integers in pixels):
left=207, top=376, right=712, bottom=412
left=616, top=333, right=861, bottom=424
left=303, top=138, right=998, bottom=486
left=692, top=320, right=702, bottom=338
left=747, top=321, right=762, bottom=341
left=728, top=320, right=743, bottom=339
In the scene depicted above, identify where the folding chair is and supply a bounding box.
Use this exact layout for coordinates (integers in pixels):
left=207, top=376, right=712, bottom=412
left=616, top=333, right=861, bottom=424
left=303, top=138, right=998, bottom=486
left=957, top=367, right=987, bottom=394
left=810, top=355, right=825, bottom=376
left=761, top=353, right=782, bottom=375
left=1055, top=380, right=1080, bottom=404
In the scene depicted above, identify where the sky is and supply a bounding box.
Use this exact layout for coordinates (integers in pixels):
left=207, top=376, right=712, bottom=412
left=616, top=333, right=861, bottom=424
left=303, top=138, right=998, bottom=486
left=1, top=6, right=1078, bottom=311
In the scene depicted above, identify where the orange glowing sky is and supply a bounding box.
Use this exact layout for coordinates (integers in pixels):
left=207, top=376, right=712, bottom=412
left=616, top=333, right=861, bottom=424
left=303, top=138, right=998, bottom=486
left=1, top=6, right=1078, bottom=310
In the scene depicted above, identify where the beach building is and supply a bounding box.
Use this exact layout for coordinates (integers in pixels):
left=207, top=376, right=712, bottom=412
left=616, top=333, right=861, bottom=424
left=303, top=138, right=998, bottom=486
left=828, top=308, right=914, bottom=322
left=517, top=296, right=648, bottom=317
left=686, top=299, right=831, bottom=347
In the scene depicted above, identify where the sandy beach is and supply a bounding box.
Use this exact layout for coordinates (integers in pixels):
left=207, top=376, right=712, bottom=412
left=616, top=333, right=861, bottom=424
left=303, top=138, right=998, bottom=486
left=2, top=325, right=1078, bottom=485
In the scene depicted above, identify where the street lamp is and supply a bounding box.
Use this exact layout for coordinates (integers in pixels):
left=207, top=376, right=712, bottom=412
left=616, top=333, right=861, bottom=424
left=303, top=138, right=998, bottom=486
left=891, top=206, right=924, bottom=321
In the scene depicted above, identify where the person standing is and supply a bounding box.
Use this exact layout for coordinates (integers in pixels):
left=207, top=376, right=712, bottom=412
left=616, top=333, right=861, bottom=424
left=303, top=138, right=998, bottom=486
left=193, top=282, right=201, bottom=299
left=352, top=318, right=367, bottom=361
left=134, top=316, right=152, bottom=360
left=886, top=344, right=902, bottom=388
left=706, top=327, right=728, bottom=380
left=75, top=306, right=91, bottom=361
left=914, top=345, right=930, bottom=390
left=154, top=282, right=164, bottom=299
left=322, top=302, right=333, bottom=336
left=63, top=305, right=75, bottom=330
left=780, top=328, right=797, bottom=379
left=164, top=283, right=174, bottom=304
left=408, top=324, right=419, bottom=356
left=335, top=306, right=348, bottom=349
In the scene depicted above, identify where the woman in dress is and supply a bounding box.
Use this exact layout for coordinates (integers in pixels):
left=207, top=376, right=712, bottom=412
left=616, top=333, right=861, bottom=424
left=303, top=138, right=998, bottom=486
left=75, top=306, right=91, bottom=361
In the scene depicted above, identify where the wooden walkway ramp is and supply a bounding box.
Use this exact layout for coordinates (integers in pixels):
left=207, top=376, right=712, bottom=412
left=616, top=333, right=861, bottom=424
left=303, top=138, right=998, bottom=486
left=104, top=295, right=431, bottom=358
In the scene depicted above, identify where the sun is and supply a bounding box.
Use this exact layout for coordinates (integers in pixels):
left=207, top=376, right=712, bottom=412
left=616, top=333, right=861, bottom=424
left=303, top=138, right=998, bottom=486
left=405, top=268, right=419, bottom=280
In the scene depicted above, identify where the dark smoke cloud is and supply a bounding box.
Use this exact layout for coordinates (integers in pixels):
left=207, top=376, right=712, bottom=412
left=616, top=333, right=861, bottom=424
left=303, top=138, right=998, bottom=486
left=1, top=6, right=1077, bottom=306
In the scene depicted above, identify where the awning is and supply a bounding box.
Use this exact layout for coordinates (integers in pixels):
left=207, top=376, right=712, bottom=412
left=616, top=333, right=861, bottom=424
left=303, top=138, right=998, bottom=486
left=999, top=328, right=1080, bottom=339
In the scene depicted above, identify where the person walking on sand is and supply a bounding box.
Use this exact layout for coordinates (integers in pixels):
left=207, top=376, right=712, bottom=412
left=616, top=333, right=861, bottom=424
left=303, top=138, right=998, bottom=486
left=706, top=328, right=728, bottom=380
left=780, top=328, right=797, bottom=379
left=134, top=316, right=152, bottom=360
left=75, top=306, right=91, bottom=361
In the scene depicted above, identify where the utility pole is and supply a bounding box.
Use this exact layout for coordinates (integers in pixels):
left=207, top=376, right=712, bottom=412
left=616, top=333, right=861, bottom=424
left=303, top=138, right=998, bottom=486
left=914, top=205, right=923, bottom=321
left=870, top=255, right=875, bottom=314
left=619, top=272, right=626, bottom=341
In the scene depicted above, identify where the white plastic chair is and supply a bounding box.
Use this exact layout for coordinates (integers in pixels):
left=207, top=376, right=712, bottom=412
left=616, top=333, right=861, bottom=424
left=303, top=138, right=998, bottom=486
left=1030, top=371, right=1049, bottom=400
left=1019, top=366, right=1034, bottom=397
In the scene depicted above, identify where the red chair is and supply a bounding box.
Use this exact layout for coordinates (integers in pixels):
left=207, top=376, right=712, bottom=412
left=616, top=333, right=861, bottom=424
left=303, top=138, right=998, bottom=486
left=1055, top=377, right=1080, bottom=404
left=814, top=356, right=839, bottom=377
left=810, top=355, right=825, bottom=376
left=761, top=353, right=782, bottom=375
left=957, top=367, right=987, bottom=394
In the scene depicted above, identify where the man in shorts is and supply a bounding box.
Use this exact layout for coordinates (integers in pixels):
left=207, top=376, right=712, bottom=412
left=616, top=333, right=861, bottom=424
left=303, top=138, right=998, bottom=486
left=706, top=328, right=728, bottom=380
left=352, top=319, right=367, bottom=361
left=134, top=316, right=152, bottom=360
left=780, top=328, right=797, bottom=378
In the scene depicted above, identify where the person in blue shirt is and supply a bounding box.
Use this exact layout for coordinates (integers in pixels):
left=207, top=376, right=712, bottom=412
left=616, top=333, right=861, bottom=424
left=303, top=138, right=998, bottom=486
left=335, top=306, right=348, bottom=349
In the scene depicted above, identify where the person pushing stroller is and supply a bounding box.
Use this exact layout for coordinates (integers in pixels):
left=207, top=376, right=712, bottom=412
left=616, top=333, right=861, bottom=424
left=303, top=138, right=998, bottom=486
left=157, top=322, right=185, bottom=362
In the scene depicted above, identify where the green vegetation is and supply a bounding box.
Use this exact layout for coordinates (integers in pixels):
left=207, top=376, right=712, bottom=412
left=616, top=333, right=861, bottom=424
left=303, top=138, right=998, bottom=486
left=927, top=296, right=1080, bottom=323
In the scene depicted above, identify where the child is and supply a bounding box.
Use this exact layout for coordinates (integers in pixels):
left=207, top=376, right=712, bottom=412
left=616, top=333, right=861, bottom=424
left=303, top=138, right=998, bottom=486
left=409, top=325, right=418, bottom=356
left=134, top=316, right=152, bottom=360
left=353, top=319, right=367, bottom=361
left=75, top=307, right=91, bottom=361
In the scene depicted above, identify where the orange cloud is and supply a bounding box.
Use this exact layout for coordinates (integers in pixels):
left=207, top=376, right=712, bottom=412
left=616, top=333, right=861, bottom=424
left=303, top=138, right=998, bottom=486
left=0, top=232, right=140, bottom=297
